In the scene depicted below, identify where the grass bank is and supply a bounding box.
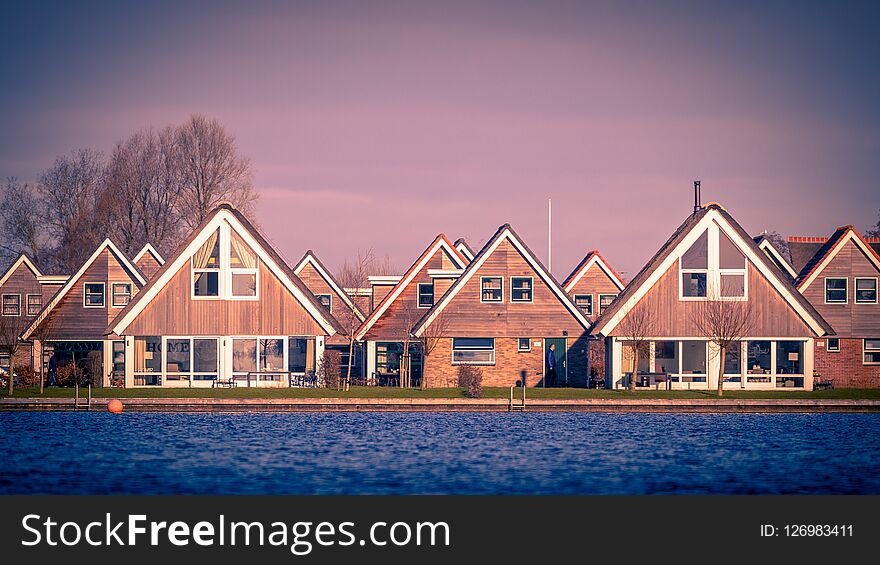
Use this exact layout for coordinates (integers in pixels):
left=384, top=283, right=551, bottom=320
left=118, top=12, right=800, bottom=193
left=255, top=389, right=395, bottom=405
left=6, top=387, right=880, bottom=400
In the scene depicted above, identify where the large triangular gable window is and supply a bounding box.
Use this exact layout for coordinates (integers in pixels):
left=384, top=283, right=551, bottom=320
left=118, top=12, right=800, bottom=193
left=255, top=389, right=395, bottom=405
left=191, top=223, right=260, bottom=300
left=679, top=223, right=747, bottom=301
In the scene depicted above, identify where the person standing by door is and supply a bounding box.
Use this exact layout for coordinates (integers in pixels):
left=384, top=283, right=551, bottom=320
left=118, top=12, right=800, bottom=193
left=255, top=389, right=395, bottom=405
left=545, top=343, right=557, bottom=387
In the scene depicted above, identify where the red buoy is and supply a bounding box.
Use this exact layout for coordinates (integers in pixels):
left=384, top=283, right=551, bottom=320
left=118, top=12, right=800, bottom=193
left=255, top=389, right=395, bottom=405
left=107, top=399, right=123, bottom=414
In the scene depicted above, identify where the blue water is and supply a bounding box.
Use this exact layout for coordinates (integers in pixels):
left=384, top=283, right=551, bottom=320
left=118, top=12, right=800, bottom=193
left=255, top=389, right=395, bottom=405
left=1, top=412, right=878, bottom=494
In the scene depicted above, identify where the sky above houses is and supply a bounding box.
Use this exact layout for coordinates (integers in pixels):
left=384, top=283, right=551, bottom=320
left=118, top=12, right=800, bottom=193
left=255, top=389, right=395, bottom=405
left=1, top=1, right=879, bottom=279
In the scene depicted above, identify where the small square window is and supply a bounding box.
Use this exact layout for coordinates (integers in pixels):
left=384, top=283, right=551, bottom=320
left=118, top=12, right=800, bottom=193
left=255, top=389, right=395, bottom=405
left=574, top=294, right=593, bottom=316
left=231, top=272, right=257, bottom=297
left=511, top=277, right=533, bottom=302
left=518, top=338, right=531, bottom=352
left=193, top=271, right=220, bottom=297
left=2, top=294, right=20, bottom=316
left=827, top=338, right=840, bottom=352
left=599, top=294, right=617, bottom=314
left=825, top=278, right=847, bottom=303
left=855, top=278, right=877, bottom=304
left=481, top=277, right=503, bottom=302
left=83, top=283, right=105, bottom=307
left=720, top=273, right=745, bottom=297
left=681, top=272, right=707, bottom=297
left=111, top=283, right=132, bottom=307
left=26, top=294, right=41, bottom=316
left=316, top=294, right=332, bottom=312
left=864, top=339, right=880, bottom=365
left=417, top=283, right=434, bottom=308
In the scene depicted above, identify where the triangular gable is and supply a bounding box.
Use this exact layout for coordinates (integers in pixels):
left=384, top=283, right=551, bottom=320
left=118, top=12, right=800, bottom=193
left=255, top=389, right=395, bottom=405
left=294, top=250, right=366, bottom=323
left=795, top=226, right=880, bottom=292
left=754, top=235, right=797, bottom=279
left=562, top=250, right=626, bottom=293
left=133, top=243, right=165, bottom=266
left=592, top=204, right=832, bottom=338
left=108, top=204, right=343, bottom=336
left=22, top=240, right=146, bottom=340
left=0, top=255, right=42, bottom=288
left=414, top=224, right=591, bottom=336
left=354, top=234, right=467, bottom=341
left=454, top=238, right=475, bottom=263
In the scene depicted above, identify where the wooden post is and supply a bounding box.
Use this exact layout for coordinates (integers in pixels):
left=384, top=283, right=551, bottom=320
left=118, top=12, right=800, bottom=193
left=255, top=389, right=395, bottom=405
left=87, top=383, right=91, bottom=411
left=74, top=382, right=79, bottom=411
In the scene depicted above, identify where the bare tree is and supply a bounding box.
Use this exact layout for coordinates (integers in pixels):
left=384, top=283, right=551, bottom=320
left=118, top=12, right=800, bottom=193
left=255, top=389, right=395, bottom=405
left=867, top=209, right=880, bottom=238
left=0, top=178, right=50, bottom=268
left=617, top=307, right=656, bottom=392
left=396, top=301, right=425, bottom=388
left=0, top=314, right=30, bottom=397
left=414, top=311, right=449, bottom=389
left=336, top=249, right=373, bottom=389
left=175, top=114, right=257, bottom=230
left=760, top=230, right=792, bottom=264
left=27, top=316, right=56, bottom=394
left=689, top=294, right=755, bottom=397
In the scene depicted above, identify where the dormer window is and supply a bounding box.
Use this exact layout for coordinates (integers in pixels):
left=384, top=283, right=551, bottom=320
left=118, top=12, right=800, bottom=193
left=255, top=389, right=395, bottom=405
left=192, top=225, right=259, bottom=299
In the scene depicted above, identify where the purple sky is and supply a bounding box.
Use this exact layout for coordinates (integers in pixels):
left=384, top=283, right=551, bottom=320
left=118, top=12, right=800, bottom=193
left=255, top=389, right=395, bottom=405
left=2, top=1, right=878, bottom=279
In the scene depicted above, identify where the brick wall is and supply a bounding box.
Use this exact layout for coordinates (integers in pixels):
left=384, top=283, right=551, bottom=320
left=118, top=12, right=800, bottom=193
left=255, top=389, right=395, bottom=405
left=815, top=338, right=880, bottom=388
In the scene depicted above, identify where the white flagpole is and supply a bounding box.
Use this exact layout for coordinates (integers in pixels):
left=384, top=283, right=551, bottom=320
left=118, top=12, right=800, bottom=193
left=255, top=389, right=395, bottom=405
left=548, top=196, right=552, bottom=273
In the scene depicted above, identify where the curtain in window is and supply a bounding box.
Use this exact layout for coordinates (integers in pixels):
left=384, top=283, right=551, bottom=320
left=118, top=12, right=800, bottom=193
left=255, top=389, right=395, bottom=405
left=193, top=230, right=219, bottom=269
left=230, top=230, right=257, bottom=268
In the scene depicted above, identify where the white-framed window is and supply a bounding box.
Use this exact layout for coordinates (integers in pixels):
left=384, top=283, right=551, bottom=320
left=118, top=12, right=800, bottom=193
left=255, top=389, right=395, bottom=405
left=83, top=283, right=105, bottom=308
left=164, top=337, right=219, bottom=382
left=864, top=339, right=880, bottom=365
left=316, top=294, right=332, bottom=312
left=480, top=277, right=502, bottom=302
left=855, top=277, right=878, bottom=304
left=26, top=294, right=41, bottom=316
left=680, top=229, right=708, bottom=298
left=518, top=338, right=531, bottom=352
left=192, top=229, right=221, bottom=298
left=452, top=337, right=495, bottom=365
left=229, top=229, right=258, bottom=298
left=825, top=277, right=848, bottom=304
left=574, top=294, right=593, bottom=316
left=718, top=230, right=746, bottom=298
left=511, top=277, right=533, bottom=302
left=192, top=226, right=260, bottom=300
left=598, top=294, right=617, bottom=315
left=679, top=226, right=748, bottom=301
left=2, top=294, right=20, bottom=316
left=417, top=283, right=434, bottom=308
left=232, top=336, right=287, bottom=382
left=827, top=338, right=840, bottom=352
left=111, top=282, right=132, bottom=307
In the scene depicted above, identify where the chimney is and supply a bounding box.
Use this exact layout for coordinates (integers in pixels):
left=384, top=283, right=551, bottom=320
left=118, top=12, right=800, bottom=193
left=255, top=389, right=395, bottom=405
left=693, top=180, right=702, bottom=214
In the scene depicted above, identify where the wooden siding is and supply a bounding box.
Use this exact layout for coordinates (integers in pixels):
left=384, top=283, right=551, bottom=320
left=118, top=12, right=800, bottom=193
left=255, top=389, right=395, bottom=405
left=40, top=249, right=143, bottom=340
left=801, top=239, right=880, bottom=337
left=428, top=239, right=586, bottom=338
left=296, top=262, right=343, bottom=317
left=0, top=262, right=41, bottom=313
left=610, top=261, right=813, bottom=338
left=122, top=260, right=327, bottom=336
left=136, top=254, right=162, bottom=279
left=371, top=284, right=394, bottom=309
left=364, top=248, right=459, bottom=341
left=566, top=262, right=622, bottom=322
left=40, top=282, right=64, bottom=303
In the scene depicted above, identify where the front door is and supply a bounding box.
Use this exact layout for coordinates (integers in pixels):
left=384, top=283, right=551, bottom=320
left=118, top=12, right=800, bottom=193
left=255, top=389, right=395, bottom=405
left=544, top=338, right=568, bottom=387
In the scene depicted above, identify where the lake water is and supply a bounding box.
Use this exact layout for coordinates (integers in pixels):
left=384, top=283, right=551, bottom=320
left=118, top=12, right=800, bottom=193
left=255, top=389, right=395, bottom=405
left=1, top=412, right=879, bottom=494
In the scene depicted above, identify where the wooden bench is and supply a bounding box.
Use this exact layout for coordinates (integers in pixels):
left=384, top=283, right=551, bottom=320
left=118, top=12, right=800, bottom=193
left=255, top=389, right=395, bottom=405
left=213, top=377, right=236, bottom=388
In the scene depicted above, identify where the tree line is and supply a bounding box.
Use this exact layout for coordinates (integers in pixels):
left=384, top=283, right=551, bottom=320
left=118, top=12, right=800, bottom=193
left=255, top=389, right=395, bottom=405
left=0, top=114, right=257, bottom=274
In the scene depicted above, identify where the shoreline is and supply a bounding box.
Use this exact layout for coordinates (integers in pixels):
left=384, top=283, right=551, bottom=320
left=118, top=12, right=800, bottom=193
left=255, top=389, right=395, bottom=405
left=2, top=397, right=880, bottom=413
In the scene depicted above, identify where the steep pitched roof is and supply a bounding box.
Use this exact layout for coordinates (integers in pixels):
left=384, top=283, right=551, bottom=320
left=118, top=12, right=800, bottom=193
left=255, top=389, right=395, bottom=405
left=22, top=239, right=147, bottom=340
left=413, top=224, right=591, bottom=336
left=108, top=203, right=344, bottom=336
left=454, top=238, right=475, bottom=262
left=787, top=236, right=829, bottom=276
left=562, top=250, right=626, bottom=293
left=590, top=203, right=833, bottom=338
left=132, top=243, right=165, bottom=267
left=794, top=226, right=880, bottom=291
left=753, top=235, right=797, bottom=280
left=0, top=254, right=42, bottom=288
left=354, top=234, right=467, bottom=341
left=293, top=249, right=366, bottom=323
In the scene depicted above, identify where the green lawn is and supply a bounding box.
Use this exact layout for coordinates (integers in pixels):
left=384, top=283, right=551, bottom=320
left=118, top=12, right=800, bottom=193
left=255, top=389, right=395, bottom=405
left=5, top=386, right=880, bottom=400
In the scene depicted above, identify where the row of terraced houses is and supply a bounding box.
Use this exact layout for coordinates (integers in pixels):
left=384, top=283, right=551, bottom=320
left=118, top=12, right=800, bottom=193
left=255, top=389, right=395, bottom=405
left=0, top=200, right=878, bottom=390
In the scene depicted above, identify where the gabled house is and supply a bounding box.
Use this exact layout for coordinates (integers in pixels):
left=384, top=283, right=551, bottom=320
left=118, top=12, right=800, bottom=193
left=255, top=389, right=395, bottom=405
left=753, top=234, right=797, bottom=280
left=106, top=203, right=344, bottom=388
left=454, top=238, right=475, bottom=263
left=354, top=234, right=468, bottom=386
left=132, top=243, right=165, bottom=279
left=591, top=203, right=833, bottom=391
left=0, top=255, right=50, bottom=374
left=294, top=250, right=367, bottom=380
left=21, top=241, right=147, bottom=386
left=562, top=250, right=626, bottom=321
left=413, top=224, right=592, bottom=387
left=789, top=226, right=880, bottom=387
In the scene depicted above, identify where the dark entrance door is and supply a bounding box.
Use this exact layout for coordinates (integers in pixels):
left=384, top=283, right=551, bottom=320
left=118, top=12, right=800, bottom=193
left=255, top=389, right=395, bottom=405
left=544, top=338, right=567, bottom=387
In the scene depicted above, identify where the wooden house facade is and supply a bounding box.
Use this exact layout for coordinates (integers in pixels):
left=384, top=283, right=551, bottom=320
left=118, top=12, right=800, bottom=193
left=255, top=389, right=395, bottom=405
left=413, top=225, right=592, bottom=387
left=106, top=203, right=343, bottom=388
left=132, top=243, right=165, bottom=280
left=0, top=256, right=50, bottom=374
left=591, top=203, right=833, bottom=391
left=789, top=227, right=880, bottom=387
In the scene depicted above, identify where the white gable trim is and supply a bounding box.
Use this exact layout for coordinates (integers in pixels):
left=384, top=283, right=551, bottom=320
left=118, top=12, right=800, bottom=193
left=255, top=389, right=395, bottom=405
left=110, top=210, right=338, bottom=336
left=757, top=238, right=797, bottom=279
left=355, top=237, right=467, bottom=341
left=294, top=253, right=365, bottom=322
left=0, top=255, right=42, bottom=288
left=133, top=243, right=165, bottom=266
left=414, top=228, right=591, bottom=337
left=595, top=209, right=828, bottom=337
left=563, top=254, right=625, bottom=293
left=455, top=242, right=474, bottom=261
left=23, top=239, right=146, bottom=340
left=797, top=230, right=880, bottom=292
